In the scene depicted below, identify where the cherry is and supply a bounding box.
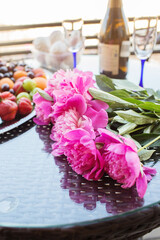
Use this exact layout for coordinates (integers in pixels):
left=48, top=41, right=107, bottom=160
left=7, top=63, right=16, bottom=71
left=0, top=66, right=8, bottom=73
left=18, top=62, right=26, bottom=67
left=1, top=83, right=10, bottom=92
left=10, top=77, right=15, bottom=83
left=4, top=72, right=12, bottom=78
left=9, top=89, right=15, bottom=94
left=0, top=73, right=4, bottom=79
left=27, top=71, right=35, bottom=79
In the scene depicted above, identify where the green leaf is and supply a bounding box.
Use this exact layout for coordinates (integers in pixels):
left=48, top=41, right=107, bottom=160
left=109, top=89, right=131, bottom=99
left=117, top=122, right=137, bottom=135
left=138, top=149, right=156, bottom=161
left=96, top=74, right=115, bottom=91
left=112, top=79, right=145, bottom=92
left=155, top=112, right=160, bottom=118
left=133, top=133, right=160, bottom=147
left=115, top=109, right=157, bottom=125
left=143, top=124, right=155, bottom=134
left=37, top=89, right=53, bottom=101
left=123, top=97, right=144, bottom=105
left=89, top=88, right=135, bottom=109
left=113, top=116, right=128, bottom=124
left=137, top=101, right=160, bottom=113
left=145, top=95, right=157, bottom=103
left=146, top=88, right=156, bottom=96
left=152, top=123, right=160, bottom=133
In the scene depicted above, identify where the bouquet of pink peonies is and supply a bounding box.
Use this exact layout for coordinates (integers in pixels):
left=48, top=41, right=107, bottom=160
left=33, top=69, right=159, bottom=198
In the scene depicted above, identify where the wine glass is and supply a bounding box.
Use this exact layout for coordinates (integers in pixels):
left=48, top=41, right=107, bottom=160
left=62, top=18, right=84, bottom=68
left=133, top=17, right=158, bottom=87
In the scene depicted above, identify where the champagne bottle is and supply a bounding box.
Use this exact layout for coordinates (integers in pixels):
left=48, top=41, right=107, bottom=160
left=99, top=0, right=130, bottom=79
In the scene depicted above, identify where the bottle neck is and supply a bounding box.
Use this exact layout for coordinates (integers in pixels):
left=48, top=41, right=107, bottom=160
left=108, top=0, right=123, bottom=8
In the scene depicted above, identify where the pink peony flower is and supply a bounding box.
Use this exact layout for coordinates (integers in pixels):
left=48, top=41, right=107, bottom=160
left=33, top=91, right=54, bottom=125
left=96, top=128, right=156, bottom=198
left=50, top=108, right=95, bottom=142
left=52, top=129, right=104, bottom=180
left=51, top=93, right=87, bottom=119
left=47, top=69, right=95, bottom=102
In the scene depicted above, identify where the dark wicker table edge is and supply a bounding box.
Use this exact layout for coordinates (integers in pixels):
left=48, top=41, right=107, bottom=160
left=0, top=203, right=160, bottom=240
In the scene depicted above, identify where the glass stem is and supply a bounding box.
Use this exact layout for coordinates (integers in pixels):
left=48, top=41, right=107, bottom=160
left=73, top=52, right=77, bottom=68
left=139, top=59, right=146, bottom=87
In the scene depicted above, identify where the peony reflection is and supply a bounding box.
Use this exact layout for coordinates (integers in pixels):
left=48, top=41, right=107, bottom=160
left=36, top=124, right=144, bottom=215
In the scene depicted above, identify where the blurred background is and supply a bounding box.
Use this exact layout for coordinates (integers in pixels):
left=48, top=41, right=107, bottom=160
left=0, top=0, right=160, bottom=58
left=1, top=0, right=160, bottom=25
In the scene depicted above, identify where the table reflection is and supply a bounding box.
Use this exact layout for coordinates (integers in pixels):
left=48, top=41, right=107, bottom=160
left=36, top=124, right=144, bottom=215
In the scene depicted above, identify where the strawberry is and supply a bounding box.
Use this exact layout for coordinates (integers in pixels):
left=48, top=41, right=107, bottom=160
left=0, top=91, right=17, bottom=102
left=0, top=99, right=18, bottom=121
left=18, top=97, right=33, bottom=116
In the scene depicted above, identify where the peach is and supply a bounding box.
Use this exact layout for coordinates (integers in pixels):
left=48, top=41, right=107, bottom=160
left=13, top=70, right=27, bottom=81
left=0, top=78, right=14, bottom=91
left=33, top=77, right=47, bottom=90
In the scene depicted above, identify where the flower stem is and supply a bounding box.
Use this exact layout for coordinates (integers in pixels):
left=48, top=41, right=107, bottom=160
left=138, top=135, right=160, bottom=153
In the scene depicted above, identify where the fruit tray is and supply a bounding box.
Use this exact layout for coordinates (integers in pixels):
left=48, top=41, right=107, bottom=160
left=0, top=110, right=35, bottom=134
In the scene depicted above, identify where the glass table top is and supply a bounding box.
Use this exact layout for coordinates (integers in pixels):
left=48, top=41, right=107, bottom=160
left=0, top=54, right=160, bottom=229
left=0, top=117, right=160, bottom=228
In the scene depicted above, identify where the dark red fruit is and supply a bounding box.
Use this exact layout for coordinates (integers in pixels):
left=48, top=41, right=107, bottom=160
left=4, top=72, right=12, bottom=78
left=0, top=91, right=16, bottom=102
left=0, top=99, right=18, bottom=121
left=1, top=83, right=10, bottom=92
left=18, top=97, right=32, bottom=116
left=0, top=66, right=8, bottom=73
left=10, top=77, right=15, bottom=83
left=9, top=89, right=15, bottom=94
left=27, top=71, right=35, bottom=79
left=7, top=63, right=16, bottom=71
left=0, top=73, right=4, bottom=79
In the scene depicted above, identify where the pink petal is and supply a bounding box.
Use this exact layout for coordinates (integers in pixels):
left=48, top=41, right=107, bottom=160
left=136, top=172, right=147, bottom=198
left=84, top=149, right=104, bottom=180
left=88, top=99, right=109, bottom=111
left=85, top=108, right=108, bottom=129
left=143, top=166, right=157, bottom=181
left=64, top=129, right=90, bottom=141
left=106, top=143, right=126, bottom=155
left=97, top=128, right=121, bottom=144
left=119, top=135, right=138, bottom=152
left=125, top=148, right=140, bottom=175
left=66, top=94, right=87, bottom=115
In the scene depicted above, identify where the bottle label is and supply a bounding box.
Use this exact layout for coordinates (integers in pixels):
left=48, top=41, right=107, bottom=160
left=99, top=43, right=119, bottom=75
left=120, top=41, right=130, bottom=57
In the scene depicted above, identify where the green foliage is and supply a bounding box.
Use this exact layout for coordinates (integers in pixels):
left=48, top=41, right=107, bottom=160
left=90, top=74, right=160, bottom=161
